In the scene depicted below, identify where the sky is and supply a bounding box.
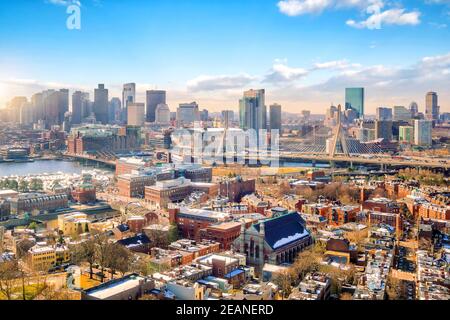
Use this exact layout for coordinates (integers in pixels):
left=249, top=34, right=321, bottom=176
left=0, top=0, right=449, bottom=114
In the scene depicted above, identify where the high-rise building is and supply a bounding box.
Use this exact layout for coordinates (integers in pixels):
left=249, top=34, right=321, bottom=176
left=345, top=88, right=364, bottom=119
left=42, top=90, right=56, bottom=127
left=176, top=102, right=200, bottom=126
left=399, top=126, right=414, bottom=144
left=269, top=103, right=282, bottom=131
left=200, top=109, right=209, bottom=122
left=414, top=120, right=432, bottom=146
left=109, top=98, right=121, bottom=123
left=221, top=110, right=234, bottom=128
left=376, top=107, right=392, bottom=121
left=94, top=84, right=109, bottom=124
left=425, top=92, right=439, bottom=121
left=122, top=83, right=136, bottom=122
left=146, top=90, right=166, bottom=123
left=31, top=93, right=44, bottom=122
left=393, top=106, right=411, bottom=122
left=409, top=102, right=419, bottom=117
left=239, top=89, right=266, bottom=132
left=375, top=120, right=393, bottom=141
left=127, top=103, right=145, bottom=126
left=155, top=103, right=171, bottom=124
left=58, top=89, right=69, bottom=125
left=72, top=91, right=89, bottom=125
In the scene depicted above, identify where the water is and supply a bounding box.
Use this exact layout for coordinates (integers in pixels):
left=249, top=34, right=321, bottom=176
left=0, top=160, right=112, bottom=177
left=282, top=162, right=331, bottom=168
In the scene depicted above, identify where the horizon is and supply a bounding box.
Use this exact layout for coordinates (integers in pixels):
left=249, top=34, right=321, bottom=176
left=0, top=0, right=449, bottom=113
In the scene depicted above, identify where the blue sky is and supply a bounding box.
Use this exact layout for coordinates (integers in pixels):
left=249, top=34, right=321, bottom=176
left=0, top=0, right=449, bottom=114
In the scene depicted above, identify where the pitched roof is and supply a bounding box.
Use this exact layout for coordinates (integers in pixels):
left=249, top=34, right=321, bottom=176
left=117, top=233, right=151, bottom=248
left=254, top=213, right=310, bottom=250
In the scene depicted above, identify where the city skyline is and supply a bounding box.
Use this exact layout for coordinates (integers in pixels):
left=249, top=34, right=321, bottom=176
left=0, top=0, right=449, bottom=113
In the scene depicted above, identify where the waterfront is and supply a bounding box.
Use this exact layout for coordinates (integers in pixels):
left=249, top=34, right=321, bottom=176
left=0, top=160, right=113, bottom=177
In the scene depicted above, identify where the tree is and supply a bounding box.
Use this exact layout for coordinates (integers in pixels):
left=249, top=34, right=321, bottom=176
left=18, top=180, right=29, bottom=192
left=106, top=244, right=132, bottom=280
left=386, top=275, right=402, bottom=300
left=273, top=270, right=295, bottom=299
left=94, top=233, right=111, bottom=283
left=29, top=178, right=43, bottom=192
left=0, top=259, right=19, bottom=300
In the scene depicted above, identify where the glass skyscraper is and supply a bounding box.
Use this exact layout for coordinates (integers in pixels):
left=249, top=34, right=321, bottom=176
left=239, top=89, right=267, bottom=132
left=345, top=88, right=364, bottom=119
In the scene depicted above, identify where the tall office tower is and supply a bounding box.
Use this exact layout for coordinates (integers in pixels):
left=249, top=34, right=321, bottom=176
left=31, top=92, right=44, bottom=122
left=42, top=90, right=59, bottom=127
left=58, top=89, right=69, bottom=125
left=409, top=101, right=419, bottom=117
left=221, top=110, right=234, bottom=128
left=345, top=87, right=364, bottom=119
left=94, top=84, right=109, bottom=124
left=414, top=120, right=432, bottom=146
left=357, top=120, right=376, bottom=142
left=376, top=107, right=393, bottom=121
left=8, top=96, right=28, bottom=123
left=127, top=103, right=145, bottom=126
left=425, top=92, right=439, bottom=121
left=200, top=109, right=209, bottom=122
left=155, top=103, right=171, bottom=124
left=109, top=98, right=121, bottom=123
left=375, top=120, right=393, bottom=141
left=19, top=103, right=34, bottom=125
left=72, top=91, right=89, bottom=125
left=146, top=90, right=166, bottom=122
left=239, top=89, right=267, bottom=132
left=269, top=103, right=282, bottom=131
left=176, top=102, right=200, bottom=126
left=399, top=126, right=414, bottom=144
left=122, top=83, right=136, bottom=122
left=393, top=106, right=411, bottom=121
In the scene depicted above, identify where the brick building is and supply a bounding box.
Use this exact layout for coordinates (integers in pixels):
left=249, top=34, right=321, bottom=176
left=169, top=207, right=230, bottom=240
left=10, top=193, right=68, bottom=214
left=199, top=221, right=242, bottom=250
left=218, top=177, right=256, bottom=202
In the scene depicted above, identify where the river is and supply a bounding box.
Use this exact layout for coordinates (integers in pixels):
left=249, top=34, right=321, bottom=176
left=0, top=160, right=113, bottom=177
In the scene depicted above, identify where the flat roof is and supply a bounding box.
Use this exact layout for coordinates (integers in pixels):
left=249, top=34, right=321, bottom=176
left=86, top=275, right=145, bottom=299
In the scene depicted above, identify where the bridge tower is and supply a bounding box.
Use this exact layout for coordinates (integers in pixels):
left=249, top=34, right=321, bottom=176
left=329, top=104, right=350, bottom=158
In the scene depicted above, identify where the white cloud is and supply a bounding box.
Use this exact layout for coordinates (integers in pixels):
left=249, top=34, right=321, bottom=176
left=277, top=0, right=333, bottom=16
left=264, top=60, right=309, bottom=83
left=186, top=74, right=255, bottom=92
left=47, top=0, right=81, bottom=6
left=312, top=59, right=361, bottom=70
left=346, top=8, right=421, bottom=29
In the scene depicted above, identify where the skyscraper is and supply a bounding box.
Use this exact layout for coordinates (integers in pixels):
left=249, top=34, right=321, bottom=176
left=376, top=107, right=393, bottom=121
left=94, top=84, right=109, bottom=124
left=221, top=110, right=234, bottom=128
left=239, top=89, right=266, bottom=132
left=414, top=120, right=432, bottom=146
left=146, top=90, right=166, bottom=123
left=409, top=102, right=419, bottom=117
left=72, top=91, right=89, bottom=125
left=345, top=88, right=364, bottom=119
left=109, top=98, right=121, bottom=123
left=58, top=89, right=69, bottom=125
left=127, top=103, right=145, bottom=126
left=176, top=102, right=200, bottom=126
left=425, top=92, right=439, bottom=121
left=375, top=120, right=393, bottom=141
left=393, top=106, right=411, bottom=121
left=122, top=83, right=136, bottom=122
left=155, top=103, right=171, bottom=124
left=269, top=103, right=282, bottom=132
